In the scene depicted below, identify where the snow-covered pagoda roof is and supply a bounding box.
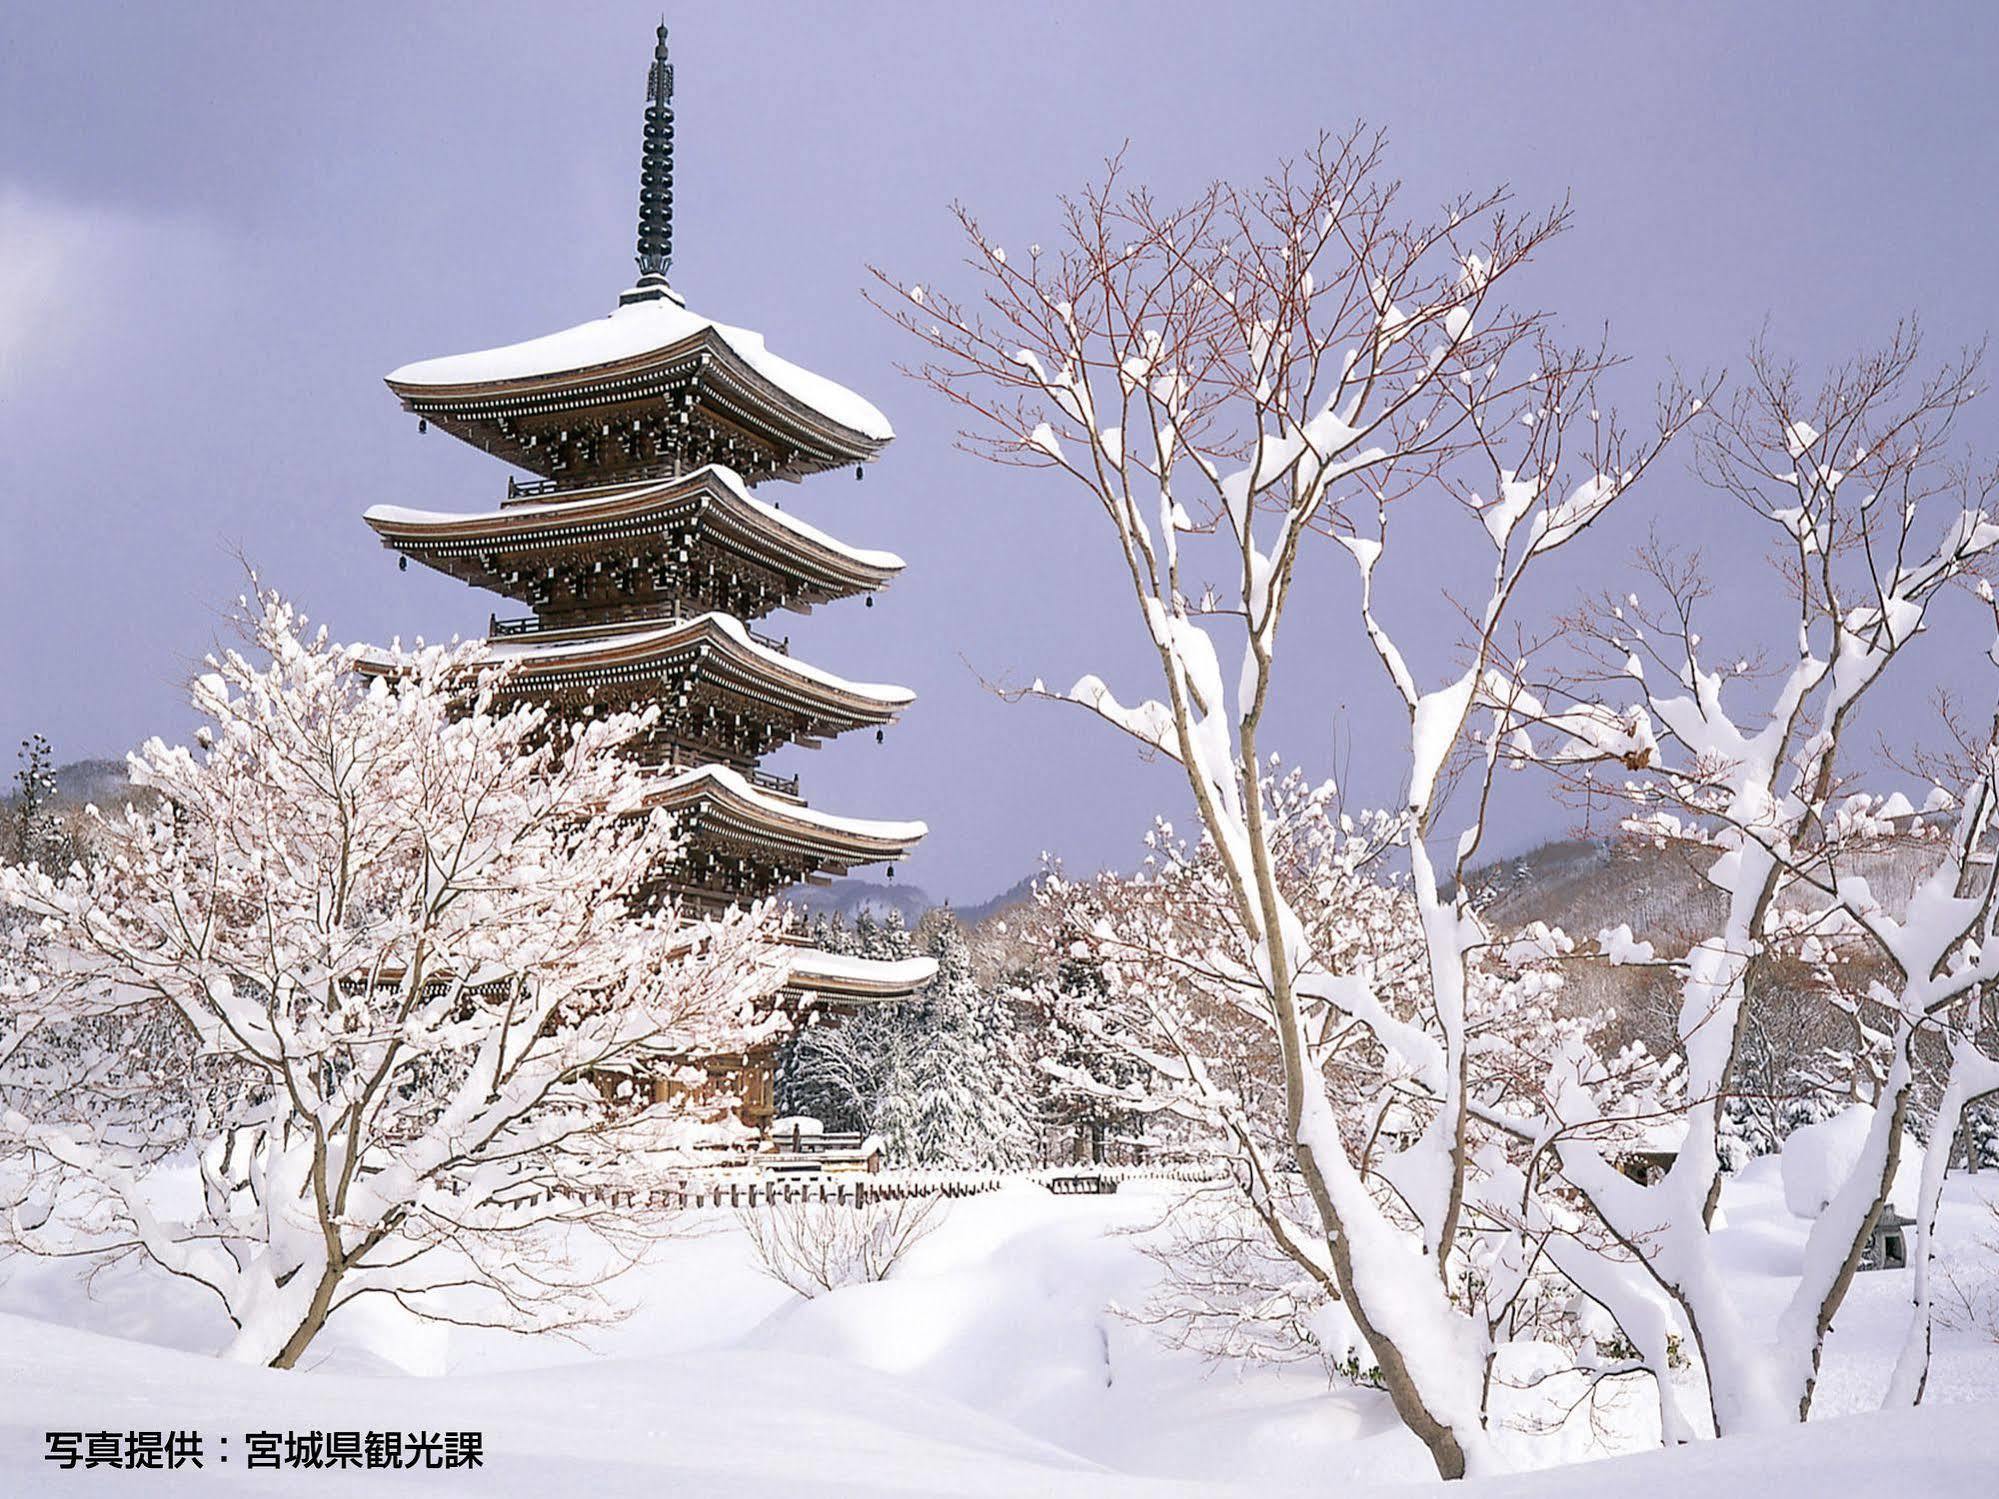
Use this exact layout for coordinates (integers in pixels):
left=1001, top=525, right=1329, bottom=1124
left=388, top=296, right=892, bottom=440
left=650, top=764, right=926, bottom=873
left=483, top=611, right=913, bottom=731
left=782, top=948, right=938, bottom=1004
left=362, top=464, right=903, bottom=616
left=385, top=294, right=892, bottom=487
left=351, top=612, right=910, bottom=746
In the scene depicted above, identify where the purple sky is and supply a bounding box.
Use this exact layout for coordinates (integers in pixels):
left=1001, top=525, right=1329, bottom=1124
left=5, top=2, right=1998, bottom=906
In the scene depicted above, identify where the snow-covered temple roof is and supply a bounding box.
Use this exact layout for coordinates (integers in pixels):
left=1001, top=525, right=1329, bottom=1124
left=385, top=295, right=893, bottom=488
left=388, top=296, right=892, bottom=443
left=782, top=948, right=938, bottom=1003
left=485, top=611, right=914, bottom=722
left=362, top=465, right=904, bottom=616
left=351, top=613, right=910, bottom=747
left=650, top=764, right=927, bottom=871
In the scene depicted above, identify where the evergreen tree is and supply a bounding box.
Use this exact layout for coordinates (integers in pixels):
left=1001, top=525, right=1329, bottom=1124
left=907, top=916, right=1037, bottom=1169
left=775, top=911, right=1037, bottom=1168
left=7, top=734, right=72, bottom=871
left=809, top=911, right=856, bottom=957
left=1024, top=942, right=1149, bottom=1164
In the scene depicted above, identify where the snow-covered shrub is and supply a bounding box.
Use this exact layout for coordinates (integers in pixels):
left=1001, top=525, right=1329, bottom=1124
left=1132, top=1180, right=1335, bottom=1369
left=737, top=1196, right=940, bottom=1297
left=0, top=588, right=788, bottom=1368
left=1721, top=1091, right=1849, bottom=1172
left=1933, top=1204, right=1999, bottom=1346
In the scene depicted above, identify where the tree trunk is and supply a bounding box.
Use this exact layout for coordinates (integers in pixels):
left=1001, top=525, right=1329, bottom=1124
left=266, top=1262, right=344, bottom=1371
left=1314, top=1188, right=1472, bottom=1480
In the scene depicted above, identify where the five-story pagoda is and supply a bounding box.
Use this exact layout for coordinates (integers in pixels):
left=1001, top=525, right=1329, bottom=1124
left=364, top=24, right=931, bottom=1127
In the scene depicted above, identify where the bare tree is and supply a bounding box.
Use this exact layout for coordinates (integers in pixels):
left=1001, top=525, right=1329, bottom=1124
left=873, top=131, right=1696, bottom=1477
left=1029, top=785, right=1672, bottom=1430
left=1515, top=334, right=1999, bottom=1432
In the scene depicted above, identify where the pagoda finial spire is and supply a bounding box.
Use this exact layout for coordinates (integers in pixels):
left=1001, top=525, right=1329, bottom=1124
left=633, top=20, right=676, bottom=289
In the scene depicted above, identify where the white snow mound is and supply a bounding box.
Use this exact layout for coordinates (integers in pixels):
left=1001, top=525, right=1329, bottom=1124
left=1780, top=1104, right=1917, bottom=1219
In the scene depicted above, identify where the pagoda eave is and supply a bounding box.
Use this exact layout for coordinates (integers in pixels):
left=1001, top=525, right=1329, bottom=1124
left=386, top=323, right=889, bottom=488
left=781, top=950, right=938, bottom=1005
left=652, top=765, right=926, bottom=869
left=364, top=465, right=903, bottom=617
left=485, top=614, right=912, bottom=733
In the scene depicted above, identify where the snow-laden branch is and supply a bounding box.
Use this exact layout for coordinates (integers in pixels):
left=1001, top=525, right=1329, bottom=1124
left=0, top=590, right=788, bottom=1367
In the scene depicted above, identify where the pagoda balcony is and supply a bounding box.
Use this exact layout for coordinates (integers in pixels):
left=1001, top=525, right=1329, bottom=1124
left=488, top=610, right=792, bottom=655
left=626, top=734, right=808, bottom=805
left=656, top=753, right=803, bottom=804
left=503, top=468, right=683, bottom=505
left=748, top=768, right=802, bottom=801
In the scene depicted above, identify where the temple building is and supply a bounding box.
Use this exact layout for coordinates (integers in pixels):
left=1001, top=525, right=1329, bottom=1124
left=363, top=24, right=931, bottom=1129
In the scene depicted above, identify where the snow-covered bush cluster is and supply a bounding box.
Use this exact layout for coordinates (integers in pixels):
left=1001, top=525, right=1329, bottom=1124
left=0, top=590, right=789, bottom=1368
left=737, top=1195, right=941, bottom=1297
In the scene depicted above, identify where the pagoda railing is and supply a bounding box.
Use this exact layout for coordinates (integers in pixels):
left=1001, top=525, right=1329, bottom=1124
left=487, top=611, right=790, bottom=655
left=502, top=463, right=694, bottom=505
left=656, top=751, right=800, bottom=802
left=749, top=768, right=802, bottom=800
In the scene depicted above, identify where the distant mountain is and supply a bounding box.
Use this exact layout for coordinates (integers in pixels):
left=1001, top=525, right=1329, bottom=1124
left=2, top=757, right=134, bottom=813
left=1468, top=831, right=1940, bottom=940
left=783, top=877, right=937, bottom=928
left=783, top=871, right=1042, bottom=930
left=49, top=758, right=135, bottom=809
left=953, top=873, right=1040, bottom=928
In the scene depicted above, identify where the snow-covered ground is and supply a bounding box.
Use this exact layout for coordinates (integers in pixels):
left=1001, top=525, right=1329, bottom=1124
left=1, top=1170, right=1995, bottom=1496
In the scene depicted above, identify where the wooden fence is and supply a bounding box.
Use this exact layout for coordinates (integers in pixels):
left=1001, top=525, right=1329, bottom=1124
left=662, top=1173, right=1006, bottom=1210
left=550, top=1161, right=1226, bottom=1212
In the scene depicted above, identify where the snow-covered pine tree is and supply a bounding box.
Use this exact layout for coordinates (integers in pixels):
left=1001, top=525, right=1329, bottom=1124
left=810, top=911, right=857, bottom=957
left=775, top=912, right=866, bottom=1128
left=857, top=907, right=916, bottom=962
left=907, top=915, right=1037, bottom=1170
left=777, top=912, right=1037, bottom=1168
left=777, top=911, right=916, bottom=1137
left=1014, top=929, right=1150, bottom=1165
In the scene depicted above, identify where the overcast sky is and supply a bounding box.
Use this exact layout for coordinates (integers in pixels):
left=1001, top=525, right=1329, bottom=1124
left=5, top=2, right=1998, bottom=905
